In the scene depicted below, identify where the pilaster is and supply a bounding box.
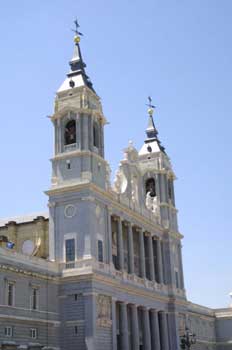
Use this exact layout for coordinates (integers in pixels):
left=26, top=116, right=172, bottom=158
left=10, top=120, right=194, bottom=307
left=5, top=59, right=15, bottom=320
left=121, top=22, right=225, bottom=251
left=139, top=229, right=146, bottom=278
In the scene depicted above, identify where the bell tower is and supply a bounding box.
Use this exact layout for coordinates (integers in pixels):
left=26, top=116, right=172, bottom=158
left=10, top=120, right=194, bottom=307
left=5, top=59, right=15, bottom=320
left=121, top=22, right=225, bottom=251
left=138, top=98, right=177, bottom=232
left=50, top=20, right=108, bottom=191
left=46, top=21, right=110, bottom=264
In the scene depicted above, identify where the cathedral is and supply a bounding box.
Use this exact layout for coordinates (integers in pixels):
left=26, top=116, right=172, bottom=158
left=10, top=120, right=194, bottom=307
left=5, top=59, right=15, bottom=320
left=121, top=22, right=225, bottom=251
left=0, top=22, right=231, bottom=350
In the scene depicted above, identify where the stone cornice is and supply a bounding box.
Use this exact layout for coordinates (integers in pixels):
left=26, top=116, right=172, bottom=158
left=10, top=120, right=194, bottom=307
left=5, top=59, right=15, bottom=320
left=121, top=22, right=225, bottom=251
left=187, top=311, right=215, bottom=322
left=51, top=107, right=107, bottom=125
left=214, top=309, right=232, bottom=318
left=0, top=313, right=60, bottom=325
left=0, top=263, right=59, bottom=282
left=61, top=270, right=188, bottom=308
left=51, top=149, right=109, bottom=166
left=188, top=301, right=215, bottom=316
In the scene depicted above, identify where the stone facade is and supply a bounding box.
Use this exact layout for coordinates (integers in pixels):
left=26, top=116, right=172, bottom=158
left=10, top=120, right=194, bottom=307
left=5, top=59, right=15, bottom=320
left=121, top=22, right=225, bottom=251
left=0, top=28, right=231, bottom=350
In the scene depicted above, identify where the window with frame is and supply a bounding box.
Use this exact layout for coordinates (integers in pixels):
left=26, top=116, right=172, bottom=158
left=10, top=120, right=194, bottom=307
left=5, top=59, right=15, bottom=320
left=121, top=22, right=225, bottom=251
left=65, top=238, right=75, bottom=263
left=7, top=282, right=15, bottom=306
left=31, top=287, right=39, bottom=310
left=30, top=328, right=37, bottom=339
left=4, top=326, right=13, bottom=337
left=98, top=240, right=103, bottom=262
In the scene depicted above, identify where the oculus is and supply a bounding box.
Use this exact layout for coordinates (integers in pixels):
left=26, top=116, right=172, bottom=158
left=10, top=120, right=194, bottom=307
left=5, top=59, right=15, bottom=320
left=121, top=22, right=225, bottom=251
left=64, top=204, right=77, bottom=218
left=22, top=240, right=35, bottom=256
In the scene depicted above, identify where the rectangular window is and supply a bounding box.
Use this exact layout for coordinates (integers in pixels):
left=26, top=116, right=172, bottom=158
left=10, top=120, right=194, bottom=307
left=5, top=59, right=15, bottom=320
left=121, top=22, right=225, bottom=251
left=30, top=328, right=37, bottom=339
left=31, top=288, right=39, bottom=310
left=74, top=325, right=78, bottom=335
left=7, top=282, right=15, bottom=306
left=65, top=239, right=75, bottom=262
left=98, top=240, right=103, bottom=262
left=4, top=326, right=13, bottom=337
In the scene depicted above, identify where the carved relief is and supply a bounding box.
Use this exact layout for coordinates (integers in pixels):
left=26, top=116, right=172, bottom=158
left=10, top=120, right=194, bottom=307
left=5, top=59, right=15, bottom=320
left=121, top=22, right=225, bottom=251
left=97, top=295, right=112, bottom=327
left=131, top=176, right=138, bottom=204
left=179, top=313, right=186, bottom=335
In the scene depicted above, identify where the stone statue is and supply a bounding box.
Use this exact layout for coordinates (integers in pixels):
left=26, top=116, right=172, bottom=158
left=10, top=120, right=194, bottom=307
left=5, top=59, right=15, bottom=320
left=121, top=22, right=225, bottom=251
left=114, top=170, right=122, bottom=194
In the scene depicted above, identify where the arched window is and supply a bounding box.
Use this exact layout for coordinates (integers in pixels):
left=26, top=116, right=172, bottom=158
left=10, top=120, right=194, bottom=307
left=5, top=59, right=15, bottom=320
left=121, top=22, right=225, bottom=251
left=64, top=120, right=76, bottom=145
left=145, top=178, right=156, bottom=197
left=93, top=122, right=100, bottom=148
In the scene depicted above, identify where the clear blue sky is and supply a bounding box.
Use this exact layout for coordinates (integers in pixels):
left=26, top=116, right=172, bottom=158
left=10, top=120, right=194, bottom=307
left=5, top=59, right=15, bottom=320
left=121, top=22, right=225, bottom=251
left=0, top=0, right=231, bottom=309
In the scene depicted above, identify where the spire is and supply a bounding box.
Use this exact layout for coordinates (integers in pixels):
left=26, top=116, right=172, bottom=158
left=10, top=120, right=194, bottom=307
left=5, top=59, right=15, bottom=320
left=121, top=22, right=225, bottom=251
left=139, top=97, right=166, bottom=155
left=58, top=19, right=94, bottom=93
left=146, top=97, right=158, bottom=139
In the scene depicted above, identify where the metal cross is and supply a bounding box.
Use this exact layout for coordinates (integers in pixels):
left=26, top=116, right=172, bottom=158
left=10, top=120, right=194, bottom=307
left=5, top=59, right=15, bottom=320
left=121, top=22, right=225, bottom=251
left=72, top=18, right=83, bottom=36
left=147, top=96, right=156, bottom=109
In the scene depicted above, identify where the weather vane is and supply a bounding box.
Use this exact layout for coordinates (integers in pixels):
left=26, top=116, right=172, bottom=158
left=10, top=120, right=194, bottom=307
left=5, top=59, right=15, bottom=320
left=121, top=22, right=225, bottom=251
left=146, top=96, right=156, bottom=116
left=72, top=18, right=83, bottom=43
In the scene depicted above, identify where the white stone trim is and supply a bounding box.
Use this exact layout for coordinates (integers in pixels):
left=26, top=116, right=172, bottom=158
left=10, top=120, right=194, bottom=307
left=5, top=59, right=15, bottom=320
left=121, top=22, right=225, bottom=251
left=0, top=313, right=60, bottom=325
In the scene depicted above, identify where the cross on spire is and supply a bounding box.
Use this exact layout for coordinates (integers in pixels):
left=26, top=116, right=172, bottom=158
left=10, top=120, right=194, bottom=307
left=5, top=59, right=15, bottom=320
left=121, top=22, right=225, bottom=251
left=72, top=18, right=83, bottom=37
left=147, top=96, right=156, bottom=109
left=146, top=96, right=156, bottom=116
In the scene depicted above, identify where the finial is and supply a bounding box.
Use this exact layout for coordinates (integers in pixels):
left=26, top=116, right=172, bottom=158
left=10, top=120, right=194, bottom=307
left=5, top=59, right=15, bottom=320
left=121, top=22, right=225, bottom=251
left=72, top=18, right=83, bottom=43
left=146, top=96, right=156, bottom=116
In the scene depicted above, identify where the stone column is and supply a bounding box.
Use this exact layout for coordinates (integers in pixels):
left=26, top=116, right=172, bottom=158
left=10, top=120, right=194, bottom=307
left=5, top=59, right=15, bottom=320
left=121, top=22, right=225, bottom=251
left=117, top=217, right=124, bottom=270
left=157, top=239, right=164, bottom=284
left=139, top=229, right=146, bottom=278
left=84, top=292, right=97, bottom=349
left=159, top=311, right=169, bottom=350
left=141, top=307, right=151, bottom=350
left=56, top=118, right=61, bottom=154
left=131, top=304, right=139, bottom=350
left=150, top=309, right=161, bottom=350
left=178, top=243, right=185, bottom=289
left=167, top=311, right=180, bottom=350
left=107, top=209, right=113, bottom=265
left=119, top=302, right=129, bottom=350
left=128, top=223, right=135, bottom=274
left=112, top=298, right=117, bottom=350
left=48, top=202, right=55, bottom=261
left=147, top=234, right=155, bottom=281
